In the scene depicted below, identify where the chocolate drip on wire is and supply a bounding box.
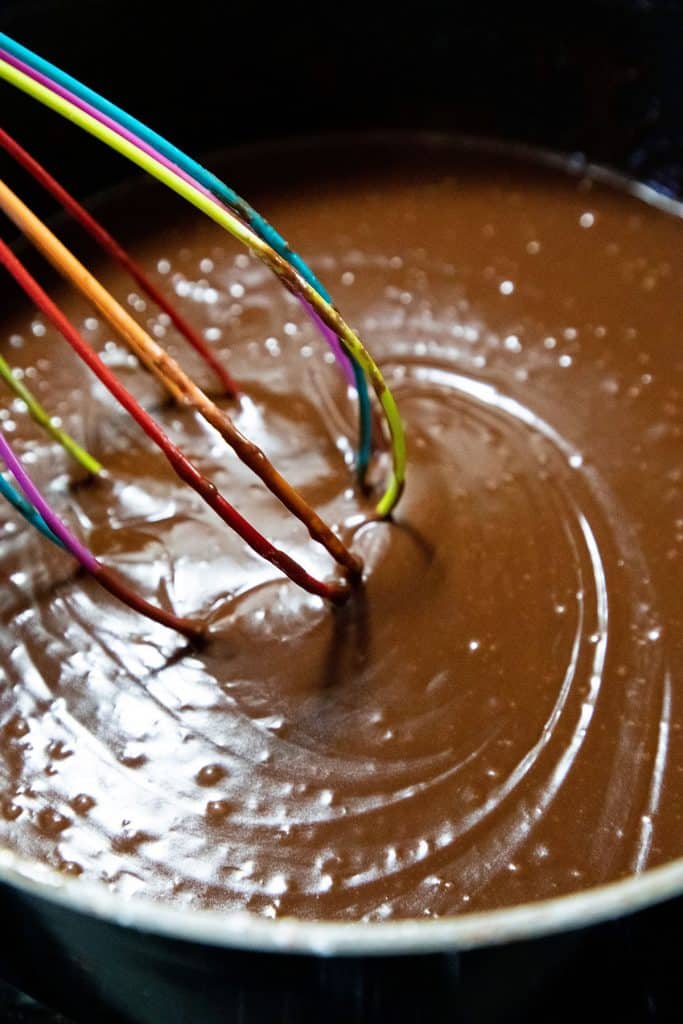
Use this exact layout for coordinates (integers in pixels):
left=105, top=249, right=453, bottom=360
left=0, top=236, right=353, bottom=618
left=0, top=126, right=239, bottom=398
left=0, top=176, right=363, bottom=579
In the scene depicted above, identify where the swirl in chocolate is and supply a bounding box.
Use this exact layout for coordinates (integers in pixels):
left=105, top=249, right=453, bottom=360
left=0, top=138, right=680, bottom=920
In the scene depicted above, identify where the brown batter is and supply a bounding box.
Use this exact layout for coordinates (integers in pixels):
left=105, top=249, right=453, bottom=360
left=0, top=137, right=680, bottom=920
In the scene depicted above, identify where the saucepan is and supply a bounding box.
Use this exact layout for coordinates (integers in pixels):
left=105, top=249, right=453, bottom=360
left=0, top=1, right=680, bottom=1021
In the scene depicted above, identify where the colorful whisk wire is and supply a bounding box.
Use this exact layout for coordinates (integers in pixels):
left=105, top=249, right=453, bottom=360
left=0, top=127, right=239, bottom=399
left=0, top=351, right=101, bottom=475
left=0, top=32, right=373, bottom=477
left=0, top=42, right=405, bottom=509
left=0, top=234, right=352, bottom=614
left=0, top=33, right=407, bottom=635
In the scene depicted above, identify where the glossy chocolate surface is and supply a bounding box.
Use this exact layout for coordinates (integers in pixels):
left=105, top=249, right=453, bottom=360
left=0, top=139, right=680, bottom=920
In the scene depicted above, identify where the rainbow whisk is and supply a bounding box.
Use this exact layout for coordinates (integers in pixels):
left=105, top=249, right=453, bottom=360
left=0, top=34, right=406, bottom=640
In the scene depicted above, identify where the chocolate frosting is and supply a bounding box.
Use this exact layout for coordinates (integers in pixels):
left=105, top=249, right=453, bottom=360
left=0, top=138, right=680, bottom=920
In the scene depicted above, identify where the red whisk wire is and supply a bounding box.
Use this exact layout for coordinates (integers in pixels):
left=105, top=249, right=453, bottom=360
left=0, top=125, right=239, bottom=396
left=0, top=236, right=351, bottom=606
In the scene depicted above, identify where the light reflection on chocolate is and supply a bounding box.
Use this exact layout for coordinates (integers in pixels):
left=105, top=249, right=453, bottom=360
left=0, top=138, right=680, bottom=921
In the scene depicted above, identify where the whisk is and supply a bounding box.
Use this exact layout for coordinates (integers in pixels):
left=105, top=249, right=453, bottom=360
left=0, top=33, right=406, bottom=640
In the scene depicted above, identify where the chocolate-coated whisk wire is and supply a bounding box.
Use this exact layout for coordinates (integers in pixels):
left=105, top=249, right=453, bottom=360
left=0, top=47, right=405, bottom=509
left=0, top=33, right=373, bottom=475
left=0, top=176, right=362, bottom=579
left=0, top=235, right=355, bottom=609
left=0, top=126, right=239, bottom=398
left=0, top=32, right=407, bottom=635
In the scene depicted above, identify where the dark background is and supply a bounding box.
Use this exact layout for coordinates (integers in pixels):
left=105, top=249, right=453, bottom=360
left=2, top=0, right=683, bottom=207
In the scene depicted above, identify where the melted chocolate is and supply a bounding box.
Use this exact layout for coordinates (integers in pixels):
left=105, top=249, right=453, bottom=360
left=0, top=138, right=680, bottom=920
